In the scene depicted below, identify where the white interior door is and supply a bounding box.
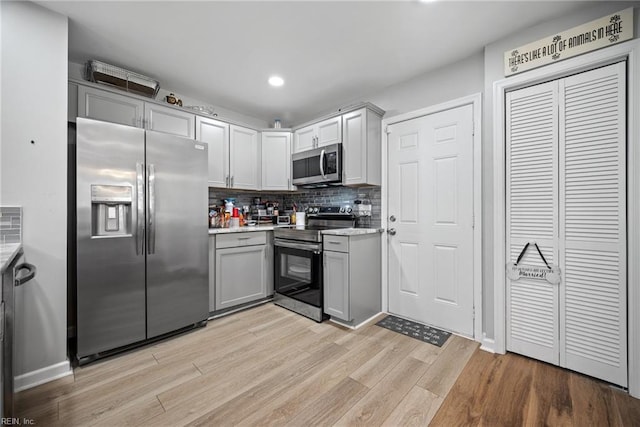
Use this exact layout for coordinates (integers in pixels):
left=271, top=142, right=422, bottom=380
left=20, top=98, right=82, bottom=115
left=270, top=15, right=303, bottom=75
left=506, top=62, right=627, bottom=387
left=387, top=104, right=475, bottom=336
left=559, top=62, right=627, bottom=387
left=506, top=80, right=560, bottom=365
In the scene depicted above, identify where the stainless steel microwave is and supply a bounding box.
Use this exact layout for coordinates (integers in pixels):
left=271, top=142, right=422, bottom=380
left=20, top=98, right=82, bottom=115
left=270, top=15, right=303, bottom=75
left=292, top=143, right=343, bottom=187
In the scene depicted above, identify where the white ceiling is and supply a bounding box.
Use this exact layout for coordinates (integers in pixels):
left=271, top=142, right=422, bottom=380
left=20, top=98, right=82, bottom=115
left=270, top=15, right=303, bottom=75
left=39, top=0, right=593, bottom=125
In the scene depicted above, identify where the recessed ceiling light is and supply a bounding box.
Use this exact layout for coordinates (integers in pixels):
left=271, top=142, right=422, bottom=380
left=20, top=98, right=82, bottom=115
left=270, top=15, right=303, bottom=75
left=268, top=76, right=284, bottom=87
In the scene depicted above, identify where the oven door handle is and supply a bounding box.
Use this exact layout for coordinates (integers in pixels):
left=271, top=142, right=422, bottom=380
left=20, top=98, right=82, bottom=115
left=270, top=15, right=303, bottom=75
left=274, top=239, right=322, bottom=253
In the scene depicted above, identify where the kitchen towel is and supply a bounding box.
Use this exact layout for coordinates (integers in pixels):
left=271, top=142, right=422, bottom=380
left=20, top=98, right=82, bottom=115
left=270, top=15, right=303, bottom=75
left=376, top=315, right=451, bottom=347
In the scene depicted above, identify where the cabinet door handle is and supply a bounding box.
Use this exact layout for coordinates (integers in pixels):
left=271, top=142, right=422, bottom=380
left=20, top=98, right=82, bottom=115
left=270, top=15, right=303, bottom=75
left=231, top=176, right=234, bottom=187
left=14, top=263, right=37, bottom=286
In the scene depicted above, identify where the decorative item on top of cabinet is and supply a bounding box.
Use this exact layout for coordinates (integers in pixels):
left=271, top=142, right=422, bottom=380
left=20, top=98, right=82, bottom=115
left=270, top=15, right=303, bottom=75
left=343, top=107, right=382, bottom=186
left=293, top=115, right=342, bottom=153
left=165, top=92, right=183, bottom=106
left=261, top=131, right=293, bottom=191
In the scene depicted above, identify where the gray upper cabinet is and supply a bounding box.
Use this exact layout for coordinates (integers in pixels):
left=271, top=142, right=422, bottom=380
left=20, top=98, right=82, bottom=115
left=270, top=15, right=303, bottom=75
left=144, top=103, right=195, bottom=139
left=343, top=107, right=382, bottom=186
left=229, top=125, right=260, bottom=190
left=293, top=116, right=342, bottom=153
left=317, top=116, right=342, bottom=147
left=199, top=122, right=260, bottom=190
left=77, top=85, right=195, bottom=139
left=196, top=116, right=229, bottom=187
left=261, top=131, right=292, bottom=191
left=78, top=85, right=144, bottom=128
left=293, top=125, right=315, bottom=153
left=68, top=82, right=78, bottom=122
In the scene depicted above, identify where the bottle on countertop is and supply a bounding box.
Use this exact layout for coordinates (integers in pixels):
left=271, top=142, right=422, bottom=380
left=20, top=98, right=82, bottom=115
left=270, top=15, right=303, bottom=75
left=224, top=199, right=235, bottom=214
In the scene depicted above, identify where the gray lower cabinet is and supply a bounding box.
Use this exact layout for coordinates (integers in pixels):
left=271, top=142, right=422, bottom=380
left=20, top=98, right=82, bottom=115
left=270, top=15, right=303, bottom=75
left=323, top=233, right=381, bottom=327
left=209, top=231, right=273, bottom=313
left=324, top=250, right=350, bottom=320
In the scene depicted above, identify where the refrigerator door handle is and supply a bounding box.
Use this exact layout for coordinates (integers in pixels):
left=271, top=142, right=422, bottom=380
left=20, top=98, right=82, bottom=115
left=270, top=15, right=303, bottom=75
left=148, top=163, right=156, bottom=255
left=136, top=162, right=145, bottom=255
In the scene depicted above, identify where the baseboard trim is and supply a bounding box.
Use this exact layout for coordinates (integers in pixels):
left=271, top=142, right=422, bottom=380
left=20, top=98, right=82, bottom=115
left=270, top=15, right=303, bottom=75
left=480, top=335, right=496, bottom=353
left=14, top=360, right=73, bottom=392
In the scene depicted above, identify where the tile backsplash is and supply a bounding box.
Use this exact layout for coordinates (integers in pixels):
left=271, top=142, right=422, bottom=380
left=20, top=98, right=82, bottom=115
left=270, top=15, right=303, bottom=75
left=0, top=206, right=22, bottom=244
left=209, top=186, right=381, bottom=227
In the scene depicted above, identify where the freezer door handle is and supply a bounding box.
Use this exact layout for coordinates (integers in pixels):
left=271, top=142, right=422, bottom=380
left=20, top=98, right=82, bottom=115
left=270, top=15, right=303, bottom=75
left=148, top=163, right=156, bottom=255
left=136, top=162, right=145, bottom=255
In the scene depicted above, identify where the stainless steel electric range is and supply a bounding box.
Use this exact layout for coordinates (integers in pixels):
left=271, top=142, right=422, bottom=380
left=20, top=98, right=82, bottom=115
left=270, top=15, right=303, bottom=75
left=273, top=207, right=355, bottom=322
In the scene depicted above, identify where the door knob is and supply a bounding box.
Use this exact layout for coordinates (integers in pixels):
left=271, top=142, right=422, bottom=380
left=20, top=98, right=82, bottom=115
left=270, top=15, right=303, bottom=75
left=387, top=228, right=396, bottom=236
left=389, top=215, right=396, bottom=222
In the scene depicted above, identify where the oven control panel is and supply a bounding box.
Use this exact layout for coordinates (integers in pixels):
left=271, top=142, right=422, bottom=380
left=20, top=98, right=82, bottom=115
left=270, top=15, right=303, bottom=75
left=306, top=206, right=352, bottom=215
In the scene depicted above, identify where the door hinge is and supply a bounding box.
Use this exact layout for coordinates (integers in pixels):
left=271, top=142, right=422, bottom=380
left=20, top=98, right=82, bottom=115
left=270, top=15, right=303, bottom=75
left=385, top=126, right=391, bottom=135
left=472, top=214, right=475, bottom=229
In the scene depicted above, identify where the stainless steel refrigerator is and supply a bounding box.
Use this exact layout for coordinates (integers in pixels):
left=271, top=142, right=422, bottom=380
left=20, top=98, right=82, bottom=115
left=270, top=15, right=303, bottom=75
left=75, top=118, right=208, bottom=363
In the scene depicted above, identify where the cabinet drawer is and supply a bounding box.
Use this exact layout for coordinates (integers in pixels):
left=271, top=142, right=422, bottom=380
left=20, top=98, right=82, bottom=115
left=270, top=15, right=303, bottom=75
left=323, top=235, right=349, bottom=253
left=216, top=231, right=267, bottom=249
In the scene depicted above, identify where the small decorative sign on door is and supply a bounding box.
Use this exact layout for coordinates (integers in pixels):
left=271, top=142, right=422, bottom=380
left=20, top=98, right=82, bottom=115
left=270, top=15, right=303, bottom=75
left=507, top=242, right=561, bottom=285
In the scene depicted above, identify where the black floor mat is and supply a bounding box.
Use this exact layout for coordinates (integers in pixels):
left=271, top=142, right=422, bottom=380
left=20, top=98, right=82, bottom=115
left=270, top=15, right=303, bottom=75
left=376, top=315, right=451, bottom=347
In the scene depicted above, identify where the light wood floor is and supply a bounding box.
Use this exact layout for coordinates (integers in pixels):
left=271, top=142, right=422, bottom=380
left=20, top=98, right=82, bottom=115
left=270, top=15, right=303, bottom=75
left=16, top=303, right=640, bottom=426
left=17, top=303, right=477, bottom=426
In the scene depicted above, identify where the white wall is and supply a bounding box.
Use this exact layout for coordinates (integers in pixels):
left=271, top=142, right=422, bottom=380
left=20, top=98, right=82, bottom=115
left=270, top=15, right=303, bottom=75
left=68, top=61, right=270, bottom=129
left=363, top=51, right=484, bottom=119
left=1, top=1, right=71, bottom=386
left=362, top=2, right=640, bottom=345
left=482, top=1, right=640, bottom=339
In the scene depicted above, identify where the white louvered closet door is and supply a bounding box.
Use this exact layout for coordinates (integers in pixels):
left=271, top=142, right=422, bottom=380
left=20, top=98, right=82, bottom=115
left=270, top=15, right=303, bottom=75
left=506, top=62, right=627, bottom=387
left=506, top=81, right=560, bottom=365
left=559, top=62, right=627, bottom=387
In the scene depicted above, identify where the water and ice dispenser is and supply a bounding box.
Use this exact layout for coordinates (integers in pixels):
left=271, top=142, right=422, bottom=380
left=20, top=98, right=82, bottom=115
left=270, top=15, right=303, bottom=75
left=91, top=185, right=133, bottom=237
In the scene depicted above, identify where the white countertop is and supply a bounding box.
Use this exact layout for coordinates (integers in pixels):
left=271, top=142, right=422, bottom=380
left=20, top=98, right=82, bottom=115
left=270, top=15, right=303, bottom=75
left=1, top=242, right=23, bottom=273
left=321, top=228, right=384, bottom=236
left=209, top=224, right=289, bottom=234
left=209, top=226, right=383, bottom=236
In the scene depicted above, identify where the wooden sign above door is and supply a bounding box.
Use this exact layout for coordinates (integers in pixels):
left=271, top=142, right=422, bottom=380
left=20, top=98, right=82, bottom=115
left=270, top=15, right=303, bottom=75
left=504, top=8, right=633, bottom=76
